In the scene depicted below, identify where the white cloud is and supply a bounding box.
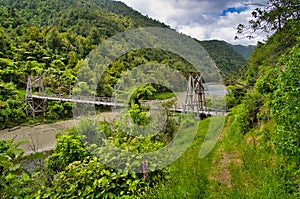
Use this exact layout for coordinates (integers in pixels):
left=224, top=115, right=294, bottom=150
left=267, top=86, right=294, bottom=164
left=119, top=0, right=266, bottom=45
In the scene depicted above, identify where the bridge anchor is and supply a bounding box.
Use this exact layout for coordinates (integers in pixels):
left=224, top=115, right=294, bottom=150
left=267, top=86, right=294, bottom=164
left=25, top=76, right=47, bottom=117
left=183, top=72, right=208, bottom=119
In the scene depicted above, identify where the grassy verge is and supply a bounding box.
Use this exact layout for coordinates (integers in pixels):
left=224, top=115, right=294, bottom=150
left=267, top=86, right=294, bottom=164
left=207, top=107, right=298, bottom=198
left=150, top=118, right=215, bottom=198
left=150, top=107, right=298, bottom=198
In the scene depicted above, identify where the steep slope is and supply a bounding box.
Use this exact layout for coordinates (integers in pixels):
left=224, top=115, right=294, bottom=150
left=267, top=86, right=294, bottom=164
left=89, top=0, right=169, bottom=28
left=229, top=44, right=255, bottom=59
left=226, top=19, right=300, bottom=197
left=199, top=40, right=247, bottom=74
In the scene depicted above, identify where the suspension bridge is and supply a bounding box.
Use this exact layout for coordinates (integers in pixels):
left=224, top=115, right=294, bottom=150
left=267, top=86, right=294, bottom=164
left=25, top=74, right=228, bottom=118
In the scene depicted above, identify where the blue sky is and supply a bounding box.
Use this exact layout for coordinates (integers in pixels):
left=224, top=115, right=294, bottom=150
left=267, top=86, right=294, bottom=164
left=118, top=0, right=266, bottom=45
left=220, top=6, right=249, bottom=16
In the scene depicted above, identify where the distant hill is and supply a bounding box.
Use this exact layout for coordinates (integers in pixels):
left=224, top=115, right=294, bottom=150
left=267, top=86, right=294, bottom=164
left=229, top=44, right=256, bottom=59
left=199, top=40, right=247, bottom=74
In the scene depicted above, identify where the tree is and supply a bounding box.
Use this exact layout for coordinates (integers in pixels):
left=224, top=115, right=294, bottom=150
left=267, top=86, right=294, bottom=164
left=129, top=85, right=156, bottom=108
left=45, top=28, right=61, bottom=51
left=0, top=28, right=11, bottom=56
left=236, top=0, right=300, bottom=39
left=0, top=81, right=26, bottom=129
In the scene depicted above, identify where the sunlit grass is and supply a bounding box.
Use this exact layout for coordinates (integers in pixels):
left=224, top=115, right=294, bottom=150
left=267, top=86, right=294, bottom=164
left=208, top=111, right=296, bottom=199
left=150, top=118, right=214, bottom=198
left=151, top=92, right=176, bottom=100
left=150, top=109, right=297, bottom=198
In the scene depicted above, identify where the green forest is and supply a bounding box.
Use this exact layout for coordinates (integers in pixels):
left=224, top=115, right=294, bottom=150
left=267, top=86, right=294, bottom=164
left=0, top=0, right=248, bottom=129
left=1, top=0, right=299, bottom=198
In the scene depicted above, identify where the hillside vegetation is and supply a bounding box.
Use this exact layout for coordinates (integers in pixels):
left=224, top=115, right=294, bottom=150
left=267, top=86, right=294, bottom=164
left=225, top=0, right=300, bottom=196
left=0, top=0, right=248, bottom=129
left=230, top=44, right=256, bottom=59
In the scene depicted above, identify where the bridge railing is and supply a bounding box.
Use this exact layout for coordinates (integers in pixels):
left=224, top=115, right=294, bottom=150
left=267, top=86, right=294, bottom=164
left=31, top=93, right=126, bottom=104
left=30, top=93, right=229, bottom=115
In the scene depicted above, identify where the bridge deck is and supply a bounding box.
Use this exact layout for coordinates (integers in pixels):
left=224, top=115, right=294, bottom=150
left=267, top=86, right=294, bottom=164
left=31, top=94, right=122, bottom=106
left=29, top=94, right=227, bottom=116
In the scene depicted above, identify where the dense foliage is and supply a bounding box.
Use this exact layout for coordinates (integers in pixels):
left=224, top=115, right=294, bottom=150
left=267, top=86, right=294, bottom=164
left=0, top=0, right=247, bottom=129
left=231, top=1, right=300, bottom=196
left=270, top=43, right=300, bottom=162
left=0, top=140, right=35, bottom=198
left=0, top=81, right=26, bottom=129
left=1, top=95, right=182, bottom=198
left=236, top=0, right=300, bottom=39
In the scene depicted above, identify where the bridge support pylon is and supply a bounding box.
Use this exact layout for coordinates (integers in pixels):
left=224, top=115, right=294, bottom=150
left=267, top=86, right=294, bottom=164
left=25, top=76, right=47, bottom=117
left=183, top=72, right=207, bottom=119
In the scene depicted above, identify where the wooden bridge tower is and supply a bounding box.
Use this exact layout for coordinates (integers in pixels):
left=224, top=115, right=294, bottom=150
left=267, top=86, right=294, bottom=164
left=183, top=72, right=206, bottom=118
left=25, top=76, right=47, bottom=117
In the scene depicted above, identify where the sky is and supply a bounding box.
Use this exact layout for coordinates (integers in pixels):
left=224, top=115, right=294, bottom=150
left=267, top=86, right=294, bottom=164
left=118, top=0, right=267, bottom=45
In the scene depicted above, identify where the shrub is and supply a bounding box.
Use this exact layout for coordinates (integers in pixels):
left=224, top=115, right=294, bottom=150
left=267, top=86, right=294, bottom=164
left=45, top=129, right=90, bottom=173
left=0, top=140, right=35, bottom=198
left=237, top=90, right=263, bottom=134
left=37, top=157, right=154, bottom=198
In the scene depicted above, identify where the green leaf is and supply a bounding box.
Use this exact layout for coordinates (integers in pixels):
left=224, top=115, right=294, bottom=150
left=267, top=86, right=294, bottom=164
left=26, top=152, right=45, bottom=160
left=22, top=173, right=30, bottom=181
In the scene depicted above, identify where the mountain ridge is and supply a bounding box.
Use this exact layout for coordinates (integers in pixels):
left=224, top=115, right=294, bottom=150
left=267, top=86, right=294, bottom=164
left=0, top=0, right=250, bottom=73
left=229, top=44, right=256, bottom=59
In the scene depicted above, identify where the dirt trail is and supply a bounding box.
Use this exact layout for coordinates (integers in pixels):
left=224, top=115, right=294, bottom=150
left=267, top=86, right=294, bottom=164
left=218, top=151, right=233, bottom=187
left=0, top=112, right=114, bottom=155
left=210, top=150, right=241, bottom=187
left=208, top=115, right=239, bottom=187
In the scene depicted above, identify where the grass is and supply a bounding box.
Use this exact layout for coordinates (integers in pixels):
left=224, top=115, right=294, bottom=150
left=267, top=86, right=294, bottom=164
left=151, top=92, right=176, bottom=100
left=149, top=118, right=215, bottom=198
left=149, top=106, right=298, bottom=198
left=222, top=113, right=243, bottom=152
left=19, top=101, right=298, bottom=198
left=207, top=108, right=297, bottom=199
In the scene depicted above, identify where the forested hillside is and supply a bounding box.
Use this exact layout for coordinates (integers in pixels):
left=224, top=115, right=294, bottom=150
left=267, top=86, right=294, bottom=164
left=0, top=0, right=247, bottom=129
left=229, top=44, right=256, bottom=59
left=199, top=40, right=248, bottom=75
